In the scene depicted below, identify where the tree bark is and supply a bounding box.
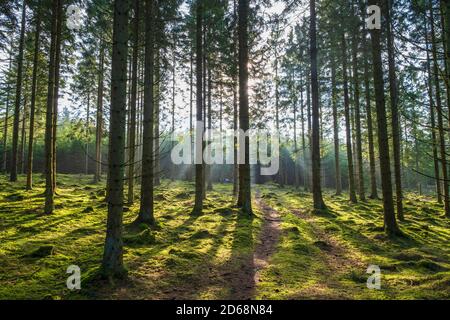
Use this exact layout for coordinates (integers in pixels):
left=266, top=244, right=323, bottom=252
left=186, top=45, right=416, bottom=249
left=330, top=49, right=341, bottom=195
left=192, top=0, right=204, bottom=215
left=425, top=12, right=442, bottom=204
left=310, top=0, right=326, bottom=211
left=342, top=33, right=357, bottom=203
left=137, top=0, right=155, bottom=225
left=386, top=0, right=403, bottom=220
left=26, top=13, right=41, bottom=190
left=94, top=45, right=104, bottom=184
left=237, top=0, right=252, bottom=214
left=368, top=0, right=399, bottom=235
left=102, top=0, right=129, bottom=278
left=127, top=0, right=139, bottom=203
left=363, top=23, right=379, bottom=199
left=429, top=0, right=450, bottom=217
left=10, top=0, right=26, bottom=182
left=44, top=0, right=61, bottom=215
left=352, top=32, right=365, bottom=201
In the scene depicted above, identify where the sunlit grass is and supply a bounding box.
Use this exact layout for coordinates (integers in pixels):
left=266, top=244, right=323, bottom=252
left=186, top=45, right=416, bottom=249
left=0, top=175, right=448, bottom=299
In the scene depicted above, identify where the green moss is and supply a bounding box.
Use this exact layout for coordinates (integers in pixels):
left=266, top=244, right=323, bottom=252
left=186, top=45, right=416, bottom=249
left=0, top=176, right=448, bottom=299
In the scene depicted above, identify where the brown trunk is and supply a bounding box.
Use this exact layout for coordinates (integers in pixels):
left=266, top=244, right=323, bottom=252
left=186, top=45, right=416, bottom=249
left=342, top=33, right=357, bottom=203
left=237, top=0, right=252, bottom=214
left=102, top=0, right=129, bottom=278
left=369, top=0, right=399, bottom=235
left=430, top=0, right=450, bottom=217
left=137, top=0, right=155, bottom=225
left=94, top=45, right=104, bottom=184
left=127, top=0, right=139, bottom=203
left=26, top=13, right=41, bottom=190
left=386, top=0, right=403, bottom=220
left=310, top=0, right=326, bottom=211
left=352, top=32, right=365, bottom=201
left=192, top=0, right=204, bottom=215
left=330, top=49, right=341, bottom=195
left=10, top=0, right=26, bottom=182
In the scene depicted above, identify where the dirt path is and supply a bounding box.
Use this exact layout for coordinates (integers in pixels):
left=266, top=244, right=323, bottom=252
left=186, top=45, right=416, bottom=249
left=224, top=191, right=282, bottom=299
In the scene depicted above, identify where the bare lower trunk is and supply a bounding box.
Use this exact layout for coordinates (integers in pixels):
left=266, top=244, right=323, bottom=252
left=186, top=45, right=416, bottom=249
left=369, top=0, right=399, bottom=235
left=237, top=0, right=252, bottom=214
left=10, top=0, right=26, bottom=182
left=342, top=33, right=357, bottom=203
left=102, top=0, right=129, bottom=278
left=310, top=0, right=326, bottom=211
left=137, top=0, right=155, bottom=225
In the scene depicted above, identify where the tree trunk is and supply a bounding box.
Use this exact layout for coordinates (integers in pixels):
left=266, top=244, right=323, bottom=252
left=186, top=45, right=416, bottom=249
left=425, top=13, right=442, bottom=204
left=368, top=0, right=399, bottom=235
left=85, top=93, right=90, bottom=175
left=352, top=32, right=365, bottom=201
left=102, top=0, right=129, bottom=278
left=342, top=33, right=357, bottom=203
left=26, top=13, right=41, bottom=190
left=127, top=0, right=139, bottom=203
left=10, top=0, right=26, bottom=182
left=232, top=0, right=239, bottom=196
left=237, top=0, right=252, bottom=214
left=192, top=0, right=204, bottom=215
left=429, top=0, right=450, bottom=217
left=137, top=0, right=155, bottom=225
left=310, top=0, right=326, bottom=211
left=363, top=23, right=379, bottom=200
left=206, top=56, right=213, bottom=191
left=330, top=50, right=341, bottom=195
left=94, top=45, right=104, bottom=184
left=386, top=0, right=403, bottom=220
left=44, top=0, right=61, bottom=215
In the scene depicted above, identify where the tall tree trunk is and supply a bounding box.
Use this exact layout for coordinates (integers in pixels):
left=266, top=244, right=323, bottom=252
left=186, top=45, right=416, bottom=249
left=206, top=56, right=213, bottom=191
left=232, top=0, right=239, bottom=196
left=306, top=73, right=311, bottom=191
left=386, top=0, right=403, bottom=220
left=293, top=72, right=299, bottom=189
left=363, top=23, right=379, bottom=200
left=189, top=46, right=194, bottom=182
left=10, top=0, right=26, bottom=182
left=52, top=0, right=63, bottom=193
left=192, top=0, right=204, bottom=215
left=137, top=0, right=155, bottom=225
left=342, top=33, right=357, bottom=203
left=171, top=37, right=177, bottom=181
left=94, top=45, right=104, bottom=184
left=44, top=0, right=61, bottom=215
left=425, top=14, right=442, bottom=204
left=154, top=46, right=161, bottom=186
left=19, top=90, right=27, bottom=175
left=237, top=0, right=252, bottom=214
left=26, top=13, right=41, bottom=190
left=102, top=0, right=129, bottom=278
left=2, top=48, right=12, bottom=173
left=127, top=0, right=139, bottom=203
left=330, top=50, right=341, bottom=195
left=310, top=0, right=326, bottom=210
left=300, top=72, right=307, bottom=190
left=369, top=0, right=399, bottom=235
left=352, top=32, right=365, bottom=201
left=430, top=0, right=450, bottom=217
left=85, top=93, right=90, bottom=175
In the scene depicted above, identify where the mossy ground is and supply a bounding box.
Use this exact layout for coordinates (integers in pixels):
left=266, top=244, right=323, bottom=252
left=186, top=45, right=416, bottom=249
left=0, top=175, right=448, bottom=299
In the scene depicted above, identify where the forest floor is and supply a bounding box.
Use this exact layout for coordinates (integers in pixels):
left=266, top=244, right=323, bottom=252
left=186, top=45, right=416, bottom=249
left=0, top=174, right=449, bottom=300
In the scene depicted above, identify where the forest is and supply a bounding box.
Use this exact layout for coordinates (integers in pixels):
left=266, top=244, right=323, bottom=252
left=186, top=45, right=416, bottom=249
left=0, top=0, right=449, bottom=300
